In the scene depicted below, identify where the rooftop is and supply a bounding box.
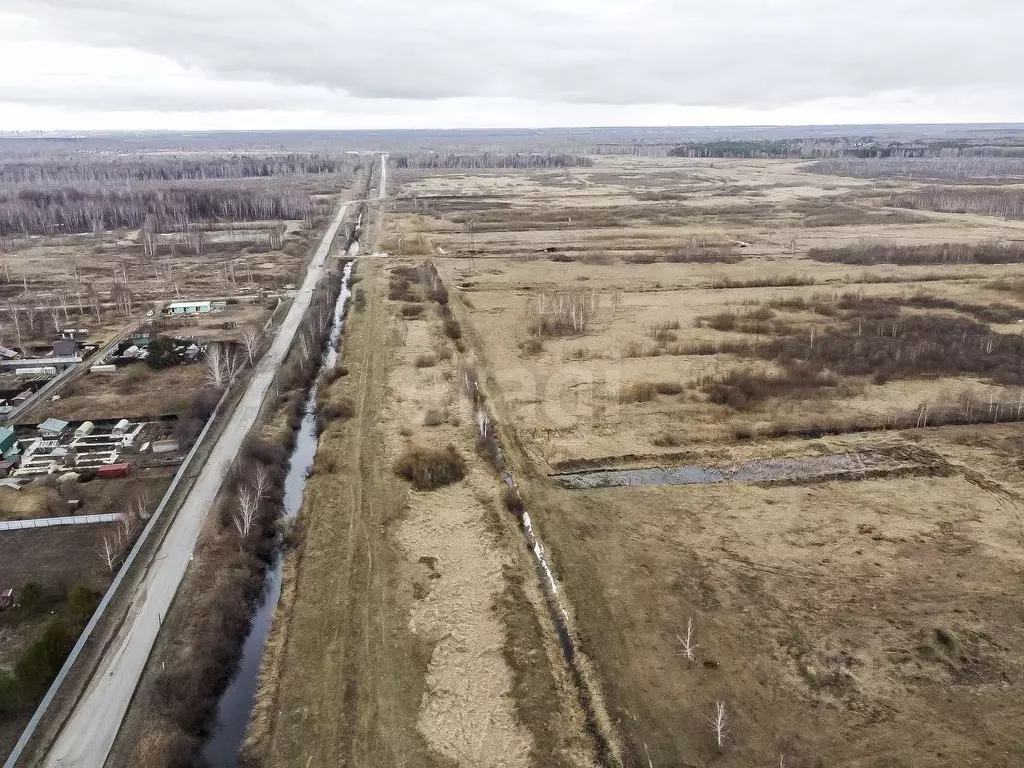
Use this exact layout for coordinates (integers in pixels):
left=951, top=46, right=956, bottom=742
left=38, top=418, right=70, bottom=433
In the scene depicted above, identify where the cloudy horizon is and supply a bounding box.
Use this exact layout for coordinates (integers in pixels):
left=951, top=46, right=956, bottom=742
left=2, top=0, right=1021, bottom=131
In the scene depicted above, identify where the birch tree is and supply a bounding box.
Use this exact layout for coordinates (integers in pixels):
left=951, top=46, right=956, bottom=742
left=708, top=701, right=729, bottom=749
left=100, top=535, right=119, bottom=573
left=205, top=343, right=240, bottom=388
left=252, top=465, right=272, bottom=501
left=677, top=617, right=699, bottom=663
left=240, top=326, right=263, bottom=367
left=233, top=488, right=259, bottom=539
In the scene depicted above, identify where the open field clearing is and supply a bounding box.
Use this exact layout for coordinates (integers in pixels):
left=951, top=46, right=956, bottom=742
left=372, top=152, right=1024, bottom=766
left=43, top=363, right=209, bottom=421
left=376, top=157, right=1024, bottom=468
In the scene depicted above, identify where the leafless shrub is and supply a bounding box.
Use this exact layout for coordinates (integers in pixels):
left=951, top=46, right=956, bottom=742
left=393, top=445, right=467, bottom=490
left=626, top=252, right=658, bottom=265
left=519, top=338, right=544, bottom=356
left=498, top=486, right=523, bottom=517
left=702, top=365, right=837, bottom=410
left=667, top=239, right=742, bottom=264
left=808, top=241, right=1024, bottom=266
left=652, top=432, right=683, bottom=447
left=423, top=409, right=446, bottom=427
left=414, top=354, right=437, bottom=369
left=619, top=382, right=659, bottom=403
left=443, top=319, right=462, bottom=341
left=892, top=185, right=1024, bottom=220
left=710, top=274, right=815, bottom=290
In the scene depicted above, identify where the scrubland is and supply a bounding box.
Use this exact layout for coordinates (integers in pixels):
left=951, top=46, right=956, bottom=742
left=371, top=153, right=1024, bottom=766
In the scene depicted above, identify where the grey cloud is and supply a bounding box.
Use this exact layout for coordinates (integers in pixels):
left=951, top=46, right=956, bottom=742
left=6, top=0, right=1024, bottom=111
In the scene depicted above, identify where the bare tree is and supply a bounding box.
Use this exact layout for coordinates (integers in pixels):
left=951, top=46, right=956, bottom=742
left=58, top=290, right=71, bottom=321
left=131, top=491, right=152, bottom=521
left=677, top=617, right=699, bottom=663
left=100, top=535, right=119, bottom=573
left=111, top=283, right=134, bottom=316
left=119, top=508, right=139, bottom=540
left=252, top=465, right=272, bottom=501
left=708, top=701, right=729, bottom=749
left=205, top=342, right=240, bottom=388
left=140, top=213, right=158, bottom=258
left=297, top=329, right=313, bottom=364
left=205, top=342, right=225, bottom=387
left=87, top=287, right=101, bottom=322
left=233, top=488, right=259, bottom=539
left=239, top=326, right=263, bottom=367
left=6, top=304, right=22, bottom=351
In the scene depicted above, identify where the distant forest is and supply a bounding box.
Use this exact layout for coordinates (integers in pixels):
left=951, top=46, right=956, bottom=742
left=0, top=154, right=355, bottom=186
left=0, top=154, right=361, bottom=236
left=807, top=157, right=1024, bottom=181
left=666, top=138, right=1024, bottom=160
left=392, top=152, right=593, bottom=170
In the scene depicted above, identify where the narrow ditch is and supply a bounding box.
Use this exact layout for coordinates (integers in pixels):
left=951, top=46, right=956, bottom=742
left=463, top=374, right=622, bottom=766
left=200, top=260, right=354, bottom=767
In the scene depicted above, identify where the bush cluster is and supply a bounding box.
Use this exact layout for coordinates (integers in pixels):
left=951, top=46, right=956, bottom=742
left=394, top=445, right=467, bottom=490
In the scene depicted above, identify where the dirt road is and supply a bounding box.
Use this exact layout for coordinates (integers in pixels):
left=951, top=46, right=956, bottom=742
left=21, top=159, right=385, bottom=768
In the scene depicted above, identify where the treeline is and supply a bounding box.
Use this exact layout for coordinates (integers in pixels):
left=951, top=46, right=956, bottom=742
left=0, top=183, right=323, bottom=236
left=392, top=152, right=593, bottom=170
left=0, top=154, right=360, bottom=186
left=668, top=139, right=1024, bottom=161
left=890, top=187, right=1024, bottom=220
left=807, top=157, right=1024, bottom=180
left=807, top=242, right=1024, bottom=266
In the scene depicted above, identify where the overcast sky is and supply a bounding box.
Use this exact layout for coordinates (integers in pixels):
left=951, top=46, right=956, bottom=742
left=1, top=0, right=1021, bottom=131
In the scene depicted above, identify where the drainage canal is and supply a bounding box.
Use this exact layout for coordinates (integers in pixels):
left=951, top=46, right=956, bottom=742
left=551, top=449, right=935, bottom=489
left=200, top=260, right=353, bottom=767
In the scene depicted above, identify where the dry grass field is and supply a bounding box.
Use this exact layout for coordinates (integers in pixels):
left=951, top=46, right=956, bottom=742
left=370, top=155, right=1024, bottom=766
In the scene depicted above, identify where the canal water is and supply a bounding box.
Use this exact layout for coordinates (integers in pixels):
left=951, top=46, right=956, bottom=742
left=200, top=261, right=353, bottom=767
left=550, top=450, right=924, bottom=489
